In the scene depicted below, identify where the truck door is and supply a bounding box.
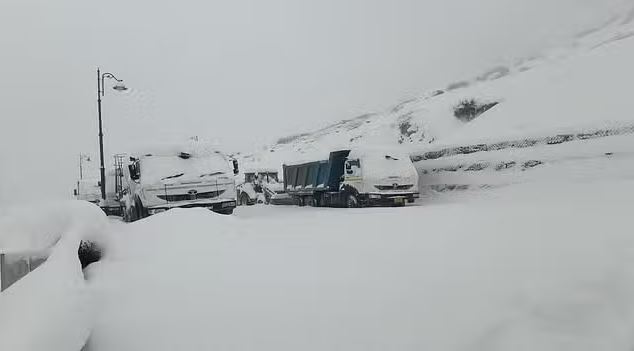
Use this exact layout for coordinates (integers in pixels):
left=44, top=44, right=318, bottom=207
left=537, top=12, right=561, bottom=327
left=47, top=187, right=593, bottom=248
left=343, top=159, right=363, bottom=187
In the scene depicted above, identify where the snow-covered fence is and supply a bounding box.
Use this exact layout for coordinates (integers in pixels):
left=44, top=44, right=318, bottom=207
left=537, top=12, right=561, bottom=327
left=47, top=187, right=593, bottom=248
left=410, top=124, right=634, bottom=162
left=411, top=124, right=634, bottom=195
left=0, top=251, right=48, bottom=291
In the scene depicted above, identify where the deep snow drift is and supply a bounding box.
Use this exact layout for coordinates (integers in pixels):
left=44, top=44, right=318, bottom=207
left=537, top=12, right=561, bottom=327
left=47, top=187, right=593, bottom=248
left=0, top=201, right=108, bottom=351
left=86, top=176, right=634, bottom=351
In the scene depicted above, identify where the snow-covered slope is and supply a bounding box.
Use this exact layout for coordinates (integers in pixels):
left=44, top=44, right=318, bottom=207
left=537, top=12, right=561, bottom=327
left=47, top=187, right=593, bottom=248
left=240, top=5, right=634, bottom=170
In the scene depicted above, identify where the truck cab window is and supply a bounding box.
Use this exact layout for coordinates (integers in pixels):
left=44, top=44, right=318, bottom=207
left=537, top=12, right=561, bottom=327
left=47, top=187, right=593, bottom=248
left=345, top=159, right=361, bottom=175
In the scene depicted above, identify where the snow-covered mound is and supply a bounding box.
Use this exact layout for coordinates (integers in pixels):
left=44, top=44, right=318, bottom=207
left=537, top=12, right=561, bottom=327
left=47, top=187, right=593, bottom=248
left=241, top=5, right=634, bottom=170
left=0, top=201, right=108, bottom=254
left=88, top=178, right=634, bottom=351
left=0, top=201, right=108, bottom=351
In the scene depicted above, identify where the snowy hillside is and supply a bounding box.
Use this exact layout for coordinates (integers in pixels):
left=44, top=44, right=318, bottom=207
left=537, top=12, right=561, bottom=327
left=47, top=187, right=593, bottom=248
left=240, top=5, right=634, bottom=170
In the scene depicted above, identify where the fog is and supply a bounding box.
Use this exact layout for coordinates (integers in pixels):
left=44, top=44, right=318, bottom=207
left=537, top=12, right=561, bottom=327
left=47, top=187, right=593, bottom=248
left=0, top=0, right=628, bottom=204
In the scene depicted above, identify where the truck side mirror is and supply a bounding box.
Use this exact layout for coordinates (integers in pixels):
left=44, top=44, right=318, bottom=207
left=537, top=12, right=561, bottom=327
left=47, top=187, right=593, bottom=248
left=73, top=189, right=78, bottom=196
left=233, top=160, right=239, bottom=175
left=129, top=164, right=140, bottom=181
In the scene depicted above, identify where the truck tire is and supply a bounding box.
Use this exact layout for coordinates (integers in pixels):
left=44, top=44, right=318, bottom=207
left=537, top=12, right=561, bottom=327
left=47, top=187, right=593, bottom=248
left=239, top=193, right=250, bottom=206
left=312, top=195, right=322, bottom=207
left=127, top=205, right=137, bottom=222
left=346, top=194, right=359, bottom=208
left=135, top=198, right=148, bottom=219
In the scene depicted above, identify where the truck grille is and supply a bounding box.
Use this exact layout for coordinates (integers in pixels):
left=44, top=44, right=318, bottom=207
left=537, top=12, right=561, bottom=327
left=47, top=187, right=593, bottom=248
left=157, top=190, right=225, bottom=202
left=375, top=184, right=414, bottom=191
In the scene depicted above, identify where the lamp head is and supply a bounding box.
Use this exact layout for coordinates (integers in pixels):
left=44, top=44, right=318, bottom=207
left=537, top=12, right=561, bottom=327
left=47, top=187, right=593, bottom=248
left=112, top=83, right=128, bottom=92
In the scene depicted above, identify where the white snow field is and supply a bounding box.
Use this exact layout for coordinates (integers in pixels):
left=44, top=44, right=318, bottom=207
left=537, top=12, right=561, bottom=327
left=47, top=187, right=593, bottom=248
left=3, top=153, right=634, bottom=351
left=86, top=171, right=634, bottom=351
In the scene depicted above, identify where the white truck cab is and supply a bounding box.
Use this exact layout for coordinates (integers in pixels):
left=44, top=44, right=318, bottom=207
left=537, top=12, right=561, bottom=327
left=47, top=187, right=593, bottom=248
left=121, top=146, right=238, bottom=221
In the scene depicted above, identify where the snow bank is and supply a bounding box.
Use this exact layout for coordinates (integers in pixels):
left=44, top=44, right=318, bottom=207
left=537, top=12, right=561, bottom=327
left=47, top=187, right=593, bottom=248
left=89, top=179, right=634, bottom=350
left=0, top=201, right=108, bottom=351
left=0, top=200, right=107, bottom=253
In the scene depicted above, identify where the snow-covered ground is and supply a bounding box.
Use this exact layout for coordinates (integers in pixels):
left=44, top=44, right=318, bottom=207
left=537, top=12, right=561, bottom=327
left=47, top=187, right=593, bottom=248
left=4, top=144, right=634, bottom=350
left=84, top=165, right=634, bottom=350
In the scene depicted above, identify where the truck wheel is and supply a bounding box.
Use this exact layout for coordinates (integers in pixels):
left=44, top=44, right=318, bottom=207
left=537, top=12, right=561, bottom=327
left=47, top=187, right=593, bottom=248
left=135, top=199, right=148, bottom=219
left=127, top=206, right=137, bottom=222
left=312, top=195, right=321, bottom=207
left=346, top=194, right=359, bottom=208
left=239, top=193, right=250, bottom=206
left=297, top=196, right=305, bottom=207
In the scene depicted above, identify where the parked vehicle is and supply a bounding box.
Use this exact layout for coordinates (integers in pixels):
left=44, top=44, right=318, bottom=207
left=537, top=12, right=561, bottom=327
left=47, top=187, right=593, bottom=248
left=283, top=149, right=419, bottom=208
left=236, top=169, right=291, bottom=205
left=120, top=146, right=239, bottom=221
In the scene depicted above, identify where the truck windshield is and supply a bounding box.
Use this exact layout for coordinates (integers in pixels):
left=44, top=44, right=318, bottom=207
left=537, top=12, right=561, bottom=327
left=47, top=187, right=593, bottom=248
left=359, top=154, right=414, bottom=178
left=140, top=153, right=231, bottom=185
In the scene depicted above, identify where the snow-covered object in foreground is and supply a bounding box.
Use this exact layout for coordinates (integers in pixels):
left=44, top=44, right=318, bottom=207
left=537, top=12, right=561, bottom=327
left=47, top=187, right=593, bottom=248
left=0, top=201, right=107, bottom=254
left=121, top=143, right=239, bottom=220
left=283, top=148, right=419, bottom=207
left=0, top=201, right=107, bottom=351
left=87, top=178, right=634, bottom=351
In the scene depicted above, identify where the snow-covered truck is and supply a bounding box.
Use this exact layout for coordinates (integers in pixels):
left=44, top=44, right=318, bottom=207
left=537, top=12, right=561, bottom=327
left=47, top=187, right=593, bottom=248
left=120, top=146, right=239, bottom=221
left=283, top=149, right=419, bottom=208
left=236, top=169, right=291, bottom=205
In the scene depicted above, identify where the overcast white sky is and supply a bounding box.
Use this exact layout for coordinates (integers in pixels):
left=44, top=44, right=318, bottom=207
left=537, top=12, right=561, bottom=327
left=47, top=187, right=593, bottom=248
left=0, top=0, right=629, bottom=204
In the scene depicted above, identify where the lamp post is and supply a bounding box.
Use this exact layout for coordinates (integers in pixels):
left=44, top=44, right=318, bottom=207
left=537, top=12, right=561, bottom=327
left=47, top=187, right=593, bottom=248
left=96, top=68, right=127, bottom=201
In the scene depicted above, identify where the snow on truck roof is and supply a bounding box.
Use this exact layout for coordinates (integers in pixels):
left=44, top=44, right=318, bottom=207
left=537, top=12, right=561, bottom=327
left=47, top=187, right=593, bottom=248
left=131, top=142, right=228, bottom=159
left=131, top=143, right=233, bottom=185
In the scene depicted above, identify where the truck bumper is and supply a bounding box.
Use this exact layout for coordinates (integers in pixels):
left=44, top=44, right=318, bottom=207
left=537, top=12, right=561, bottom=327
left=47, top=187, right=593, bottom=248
left=100, top=205, right=123, bottom=217
left=363, top=193, right=419, bottom=206
left=147, top=200, right=237, bottom=214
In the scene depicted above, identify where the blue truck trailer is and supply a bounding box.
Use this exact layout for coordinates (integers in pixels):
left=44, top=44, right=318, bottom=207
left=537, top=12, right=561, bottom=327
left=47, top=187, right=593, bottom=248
left=283, top=149, right=419, bottom=208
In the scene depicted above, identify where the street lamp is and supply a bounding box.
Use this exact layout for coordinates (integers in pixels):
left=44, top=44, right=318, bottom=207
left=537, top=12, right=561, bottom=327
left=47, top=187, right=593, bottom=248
left=96, top=68, right=127, bottom=201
